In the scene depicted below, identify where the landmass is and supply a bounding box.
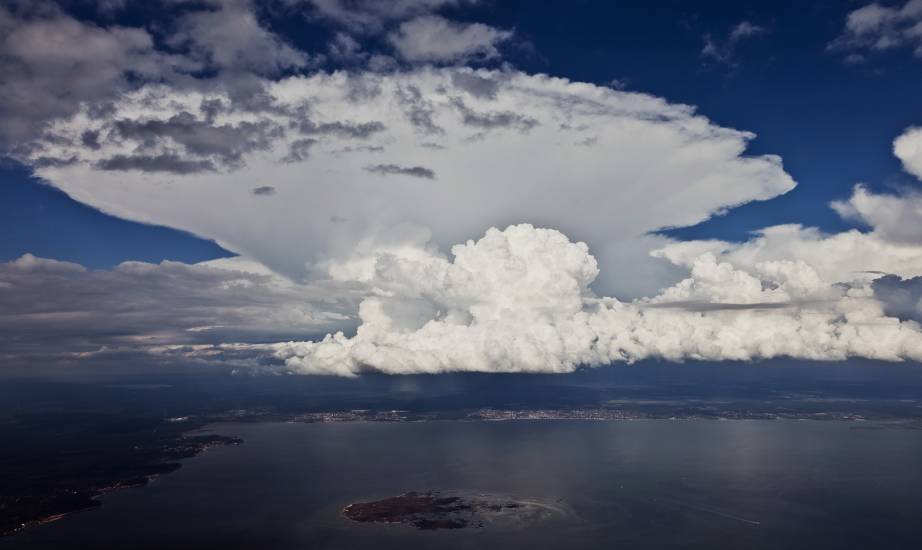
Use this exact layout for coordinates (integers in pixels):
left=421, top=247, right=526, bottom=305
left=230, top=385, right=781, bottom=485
left=0, top=413, right=240, bottom=537
left=342, top=490, right=568, bottom=530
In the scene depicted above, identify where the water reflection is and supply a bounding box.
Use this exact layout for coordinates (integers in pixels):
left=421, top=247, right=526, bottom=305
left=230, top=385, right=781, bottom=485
left=5, top=420, right=922, bottom=550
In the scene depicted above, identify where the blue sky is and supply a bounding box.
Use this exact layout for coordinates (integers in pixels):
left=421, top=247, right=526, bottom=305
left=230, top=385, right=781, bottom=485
left=4, top=0, right=922, bottom=266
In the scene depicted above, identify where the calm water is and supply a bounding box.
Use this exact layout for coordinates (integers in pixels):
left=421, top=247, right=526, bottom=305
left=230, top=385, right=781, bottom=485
left=5, top=420, right=922, bottom=549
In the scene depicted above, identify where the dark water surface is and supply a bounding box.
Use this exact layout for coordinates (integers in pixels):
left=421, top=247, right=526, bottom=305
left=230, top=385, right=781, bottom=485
left=5, top=420, right=922, bottom=549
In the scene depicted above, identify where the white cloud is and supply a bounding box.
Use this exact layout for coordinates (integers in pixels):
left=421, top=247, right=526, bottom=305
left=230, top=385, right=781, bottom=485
left=388, top=15, right=513, bottom=62
left=655, top=173, right=922, bottom=291
left=894, top=126, right=922, bottom=179
left=272, top=224, right=922, bottom=376
left=831, top=0, right=922, bottom=59
left=26, top=67, right=796, bottom=299
left=831, top=184, right=922, bottom=245
left=655, top=222, right=922, bottom=289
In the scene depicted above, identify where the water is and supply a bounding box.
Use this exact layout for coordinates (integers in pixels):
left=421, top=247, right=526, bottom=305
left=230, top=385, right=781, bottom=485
left=5, top=420, right=922, bottom=549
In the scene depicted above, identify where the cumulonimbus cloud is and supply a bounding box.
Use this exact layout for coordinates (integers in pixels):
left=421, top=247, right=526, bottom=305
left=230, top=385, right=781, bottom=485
left=271, top=223, right=922, bottom=376
left=7, top=0, right=922, bottom=376
left=25, top=67, right=796, bottom=298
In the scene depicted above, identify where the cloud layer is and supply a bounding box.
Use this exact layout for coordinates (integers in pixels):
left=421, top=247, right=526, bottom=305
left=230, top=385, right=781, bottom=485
left=0, top=254, right=358, bottom=367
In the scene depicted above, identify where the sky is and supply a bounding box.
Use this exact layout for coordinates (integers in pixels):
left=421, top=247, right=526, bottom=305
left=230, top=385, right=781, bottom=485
left=3, top=0, right=922, bottom=376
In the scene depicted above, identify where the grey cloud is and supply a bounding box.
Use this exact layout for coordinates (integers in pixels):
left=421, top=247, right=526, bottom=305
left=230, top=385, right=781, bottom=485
left=328, top=31, right=366, bottom=61
left=873, top=274, right=922, bottom=322
left=252, top=185, right=276, bottom=195
left=451, top=71, right=500, bottom=99
left=113, top=111, right=283, bottom=166
left=165, top=0, right=313, bottom=76
left=333, top=145, right=385, bottom=155
left=365, top=163, right=436, bottom=179
left=298, top=118, right=386, bottom=139
left=80, top=130, right=102, bottom=150
left=30, top=155, right=79, bottom=168
left=451, top=97, right=538, bottom=132
left=281, top=138, right=317, bottom=163
left=0, top=3, right=176, bottom=149
left=200, top=98, right=226, bottom=123
left=96, top=153, right=217, bottom=174
left=388, top=15, right=512, bottom=63
left=342, top=72, right=384, bottom=101
left=397, top=85, right=444, bottom=134
left=0, top=0, right=314, bottom=153
left=0, top=254, right=358, bottom=367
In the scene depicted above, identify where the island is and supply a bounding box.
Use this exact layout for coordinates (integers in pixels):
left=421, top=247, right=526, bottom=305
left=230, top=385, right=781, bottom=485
left=342, top=490, right=569, bottom=530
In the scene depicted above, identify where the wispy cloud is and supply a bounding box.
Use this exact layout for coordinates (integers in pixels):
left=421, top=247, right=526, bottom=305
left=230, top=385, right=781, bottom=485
left=701, top=20, right=767, bottom=66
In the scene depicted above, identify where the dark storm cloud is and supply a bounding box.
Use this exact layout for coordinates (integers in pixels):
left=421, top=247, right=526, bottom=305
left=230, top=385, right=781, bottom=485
left=364, top=163, right=436, bottom=179
left=96, top=153, right=217, bottom=174
left=451, top=98, right=538, bottom=132
left=873, top=274, right=922, bottom=323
